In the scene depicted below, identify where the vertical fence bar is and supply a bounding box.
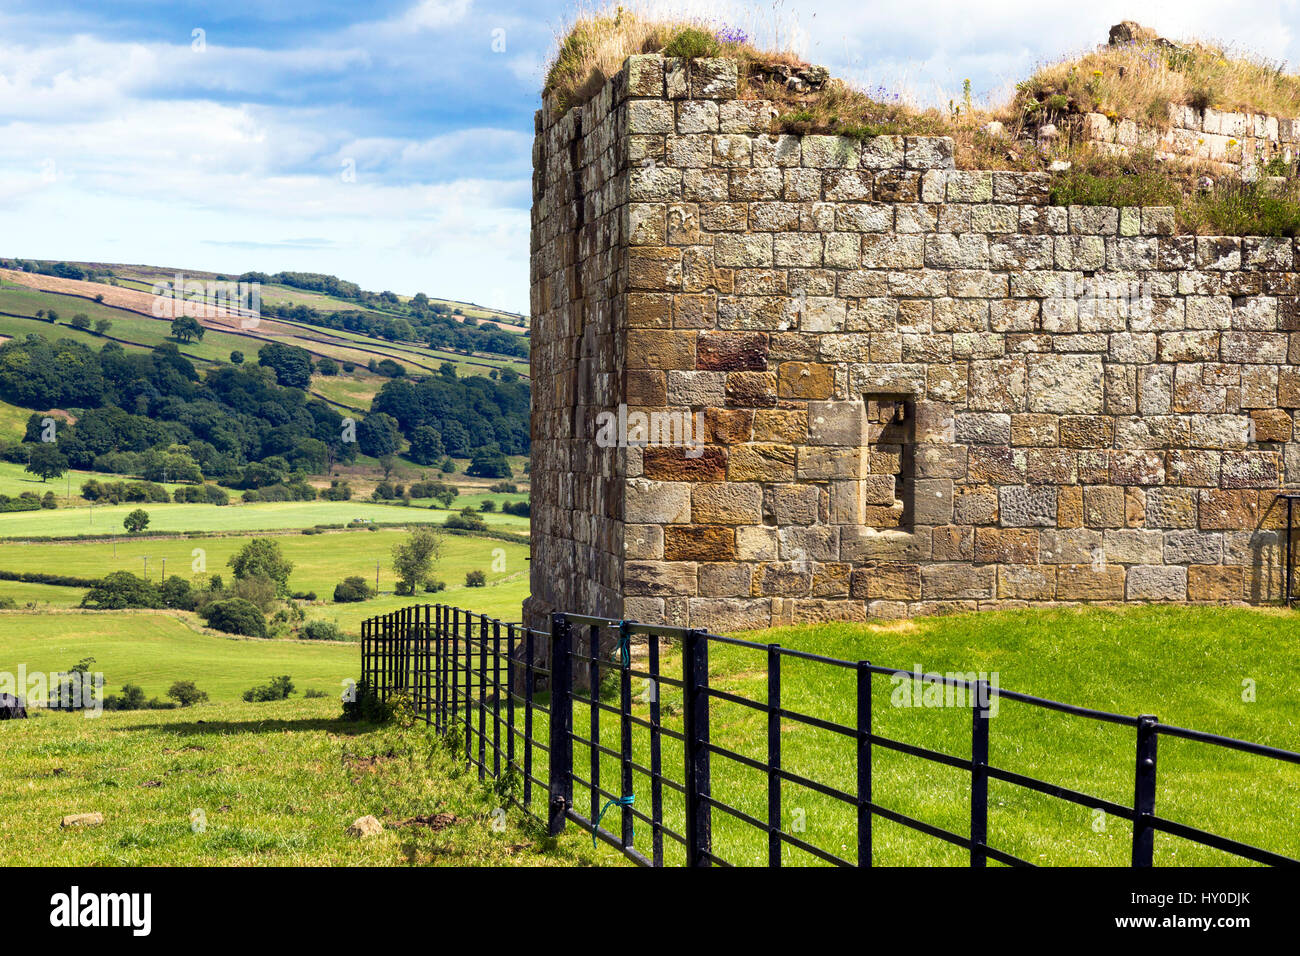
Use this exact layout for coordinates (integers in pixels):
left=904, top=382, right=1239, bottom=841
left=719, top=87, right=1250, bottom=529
left=619, top=624, right=633, bottom=849
left=767, top=644, right=781, bottom=867
left=460, top=610, right=471, bottom=763
left=493, top=619, right=502, bottom=779
left=548, top=614, right=573, bottom=836
left=435, top=606, right=445, bottom=732
left=524, top=626, right=535, bottom=811
left=379, top=614, right=388, bottom=703
left=682, top=628, right=712, bottom=867
left=426, top=606, right=436, bottom=723
left=506, top=623, right=516, bottom=782
left=478, top=615, right=488, bottom=780
left=971, top=679, right=990, bottom=867
left=360, top=620, right=368, bottom=690
left=590, top=624, right=600, bottom=826
left=1132, top=714, right=1159, bottom=867
left=450, top=607, right=459, bottom=728
left=398, top=606, right=406, bottom=694
left=857, top=660, right=873, bottom=868
left=648, top=631, right=663, bottom=867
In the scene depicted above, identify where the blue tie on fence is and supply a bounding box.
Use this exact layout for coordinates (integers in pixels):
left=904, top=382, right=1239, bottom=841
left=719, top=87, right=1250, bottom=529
left=593, top=620, right=636, bottom=848
left=593, top=794, right=634, bottom=847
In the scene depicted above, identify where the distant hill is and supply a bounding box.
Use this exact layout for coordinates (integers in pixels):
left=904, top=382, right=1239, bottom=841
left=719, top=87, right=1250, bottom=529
left=0, top=258, right=532, bottom=492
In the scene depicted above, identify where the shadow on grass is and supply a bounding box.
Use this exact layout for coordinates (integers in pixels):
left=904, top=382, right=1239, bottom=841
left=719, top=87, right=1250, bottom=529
left=111, top=717, right=382, bottom=737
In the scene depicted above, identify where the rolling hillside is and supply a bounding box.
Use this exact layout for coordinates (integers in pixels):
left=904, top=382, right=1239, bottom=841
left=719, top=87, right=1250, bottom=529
left=0, top=264, right=529, bottom=419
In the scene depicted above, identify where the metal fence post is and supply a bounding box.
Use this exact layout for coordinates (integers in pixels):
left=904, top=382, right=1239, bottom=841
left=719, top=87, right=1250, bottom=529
left=767, top=644, right=781, bottom=867
left=547, top=613, right=573, bottom=836
left=682, top=628, right=712, bottom=867
left=1132, top=714, right=1159, bottom=867
left=857, top=660, right=872, bottom=868
left=971, top=678, right=990, bottom=867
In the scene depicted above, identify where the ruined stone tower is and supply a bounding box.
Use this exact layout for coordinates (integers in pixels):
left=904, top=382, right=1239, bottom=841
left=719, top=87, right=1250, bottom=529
left=525, top=54, right=1300, bottom=633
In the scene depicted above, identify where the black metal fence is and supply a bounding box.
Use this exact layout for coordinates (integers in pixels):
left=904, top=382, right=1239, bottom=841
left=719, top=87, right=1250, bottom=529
left=358, top=604, right=1300, bottom=867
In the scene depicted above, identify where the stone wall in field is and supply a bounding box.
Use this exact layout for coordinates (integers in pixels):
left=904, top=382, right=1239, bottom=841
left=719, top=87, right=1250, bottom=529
left=529, top=54, right=1300, bottom=630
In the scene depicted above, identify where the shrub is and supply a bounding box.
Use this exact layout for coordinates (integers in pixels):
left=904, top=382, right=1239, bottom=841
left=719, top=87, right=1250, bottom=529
left=321, top=480, right=352, bottom=501
left=424, top=579, right=446, bottom=593
left=81, top=571, right=161, bottom=610
left=333, top=576, right=373, bottom=603
left=303, top=688, right=329, bottom=699
left=661, top=26, right=720, bottom=59
left=502, top=500, right=530, bottom=517
left=242, top=675, right=295, bottom=702
left=201, top=598, right=268, bottom=638
left=444, top=507, right=487, bottom=532
left=102, top=684, right=146, bottom=711
left=291, top=590, right=318, bottom=601
left=167, top=680, right=209, bottom=707
left=158, top=575, right=196, bottom=611
left=301, top=620, right=345, bottom=641
left=465, top=570, right=487, bottom=587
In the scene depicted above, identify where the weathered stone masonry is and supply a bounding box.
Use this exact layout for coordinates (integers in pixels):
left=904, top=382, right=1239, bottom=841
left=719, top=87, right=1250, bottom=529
left=527, top=54, right=1300, bottom=632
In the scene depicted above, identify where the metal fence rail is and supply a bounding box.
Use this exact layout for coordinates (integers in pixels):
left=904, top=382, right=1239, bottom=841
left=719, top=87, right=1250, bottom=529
left=358, top=604, right=1300, bottom=868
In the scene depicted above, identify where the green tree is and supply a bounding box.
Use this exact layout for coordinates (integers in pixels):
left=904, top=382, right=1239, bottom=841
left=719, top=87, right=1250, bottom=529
left=257, top=342, right=313, bottom=389
left=93, top=318, right=112, bottom=335
left=357, top=413, right=402, bottom=458
left=230, top=350, right=244, bottom=364
left=391, top=527, right=443, bottom=595
left=227, top=539, right=294, bottom=596
left=467, top=448, right=512, bottom=478
left=123, top=508, right=150, bottom=534
left=171, top=315, right=205, bottom=342
left=70, top=313, right=91, bottom=331
left=408, top=425, right=445, bottom=465
left=25, top=443, right=68, bottom=482
left=81, top=571, right=160, bottom=609
left=167, top=680, right=208, bottom=707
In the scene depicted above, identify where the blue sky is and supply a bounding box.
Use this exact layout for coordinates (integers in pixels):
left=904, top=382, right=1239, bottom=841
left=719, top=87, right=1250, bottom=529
left=0, top=0, right=1296, bottom=313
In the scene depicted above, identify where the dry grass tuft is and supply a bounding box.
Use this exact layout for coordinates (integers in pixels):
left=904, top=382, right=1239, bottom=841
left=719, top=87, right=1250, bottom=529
left=543, top=2, right=804, bottom=113
left=1015, top=39, right=1300, bottom=128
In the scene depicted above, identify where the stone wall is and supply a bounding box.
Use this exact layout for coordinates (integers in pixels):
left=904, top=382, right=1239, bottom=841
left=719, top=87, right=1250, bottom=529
left=524, top=76, right=629, bottom=634
left=1079, top=105, right=1299, bottom=179
left=529, top=54, right=1300, bottom=631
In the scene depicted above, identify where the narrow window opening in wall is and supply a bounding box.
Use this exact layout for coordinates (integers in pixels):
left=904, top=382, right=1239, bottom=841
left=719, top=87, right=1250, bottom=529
left=863, top=394, right=915, bottom=530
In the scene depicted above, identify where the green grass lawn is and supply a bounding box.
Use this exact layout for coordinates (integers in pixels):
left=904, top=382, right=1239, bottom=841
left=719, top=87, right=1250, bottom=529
left=0, top=611, right=356, bottom=702
left=0, top=528, right=531, bottom=626
left=486, top=605, right=1300, bottom=867
left=0, top=499, right=527, bottom=537
left=0, top=698, right=615, bottom=866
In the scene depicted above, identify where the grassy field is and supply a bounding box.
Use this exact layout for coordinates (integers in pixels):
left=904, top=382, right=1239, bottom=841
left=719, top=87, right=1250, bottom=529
left=0, top=460, right=195, bottom=502
left=507, top=605, right=1300, bottom=867
left=0, top=698, right=613, bottom=866
left=0, top=528, right=531, bottom=626
left=0, top=499, right=527, bottom=537
left=0, top=611, right=355, bottom=701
